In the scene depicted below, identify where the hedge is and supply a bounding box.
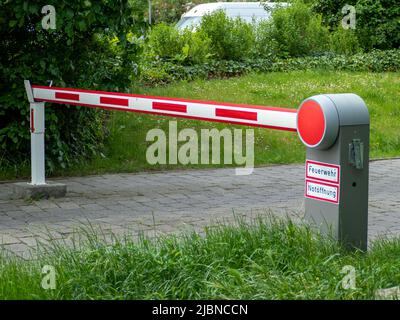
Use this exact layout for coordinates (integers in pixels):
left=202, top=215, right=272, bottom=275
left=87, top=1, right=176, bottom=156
left=139, top=49, right=400, bottom=86
left=0, top=0, right=147, bottom=172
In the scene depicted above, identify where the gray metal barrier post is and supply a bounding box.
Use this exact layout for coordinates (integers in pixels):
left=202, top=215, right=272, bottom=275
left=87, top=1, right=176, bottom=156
left=297, top=94, right=370, bottom=251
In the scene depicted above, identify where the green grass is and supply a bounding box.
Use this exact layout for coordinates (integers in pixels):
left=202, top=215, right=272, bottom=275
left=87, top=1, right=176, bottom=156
left=1, top=217, right=399, bottom=299
left=64, top=70, right=400, bottom=177
left=1, top=70, right=400, bottom=179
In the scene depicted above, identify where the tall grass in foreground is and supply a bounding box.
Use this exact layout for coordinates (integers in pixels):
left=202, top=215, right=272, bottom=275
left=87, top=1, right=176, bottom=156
left=0, top=217, right=399, bottom=300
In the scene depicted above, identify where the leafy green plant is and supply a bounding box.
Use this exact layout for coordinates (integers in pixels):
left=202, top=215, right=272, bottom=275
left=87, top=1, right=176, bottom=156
left=139, top=50, right=400, bottom=86
left=312, top=0, right=400, bottom=50
left=199, top=10, right=255, bottom=61
left=144, top=24, right=212, bottom=65
left=270, top=0, right=330, bottom=57
left=182, top=29, right=213, bottom=64
left=356, top=0, right=400, bottom=50
left=0, top=0, right=147, bottom=172
left=330, top=26, right=361, bottom=55
left=254, top=20, right=279, bottom=58
left=310, top=0, right=348, bottom=30
left=144, top=23, right=185, bottom=61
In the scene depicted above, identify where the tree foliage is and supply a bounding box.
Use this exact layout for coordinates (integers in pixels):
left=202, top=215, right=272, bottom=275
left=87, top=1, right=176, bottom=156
left=0, top=0, right=147, bottom=171
left=312, top=0, right=400, bottom=50
left=144, top=24, right=212, bottom=64
left=269, top=0, right=330, bottom=57
left=199, top=11, right=255, bottom=61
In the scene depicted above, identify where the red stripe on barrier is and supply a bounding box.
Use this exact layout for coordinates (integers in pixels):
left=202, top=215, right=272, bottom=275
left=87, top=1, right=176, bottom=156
left=153, top=102, right=187, bottom=113
left=31, top=85, right=297, bottom=113
left=34, top=98, right=297, bottom=132
left=100, top=96, right=129, bottom=107
left=55, top=92, right=80, bottom=101
left=30, top=109, right=34, bottom=133
left=216, top=108, right=258, bottom=121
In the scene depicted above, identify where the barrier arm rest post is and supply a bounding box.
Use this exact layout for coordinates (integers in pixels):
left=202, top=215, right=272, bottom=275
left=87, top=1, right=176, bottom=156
left=12, top=81, right=66, bottom=199
left=25, top=80, right=46, bottom=185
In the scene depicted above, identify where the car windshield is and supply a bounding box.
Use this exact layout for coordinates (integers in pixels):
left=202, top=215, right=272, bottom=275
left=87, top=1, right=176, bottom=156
left=176, top=17, right=202, bottom=31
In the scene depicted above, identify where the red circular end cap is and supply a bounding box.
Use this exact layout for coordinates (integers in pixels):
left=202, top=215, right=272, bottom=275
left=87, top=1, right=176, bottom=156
left=297, top=100, right=326, bottom=147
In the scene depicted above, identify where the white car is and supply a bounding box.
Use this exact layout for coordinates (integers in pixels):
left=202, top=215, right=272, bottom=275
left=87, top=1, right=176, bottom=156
left=176, top=1, right=289, bottom=31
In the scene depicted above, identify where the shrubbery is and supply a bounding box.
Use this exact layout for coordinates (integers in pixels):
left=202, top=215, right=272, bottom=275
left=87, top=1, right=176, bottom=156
left=330, top=27, right=361, bottom=55
left=355, top=0, right=400, bottom=50
left=144, top=24, right=212, bottom=64
left=254, top=20, right=278, bottom=58
left=312, top=0, right=400, bottom=50
left=145, top=24, right=186, bottom=61
left=268, top=0, right=330, bottom=57
left=140, top=50, right=400, bottom=85
left=140, top=1, right=399, bottom=86
left=199, top=11, right=255, bottom=61
left=144, top=0, right=367, bottom=64
left=152, top=0, right=400, bottom=52
left=0, top=1, right=147, bottom=172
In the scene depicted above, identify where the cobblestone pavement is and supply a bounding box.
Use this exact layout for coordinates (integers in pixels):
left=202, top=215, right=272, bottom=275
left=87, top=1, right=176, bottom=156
left=0, top=159, right=400, bottom=258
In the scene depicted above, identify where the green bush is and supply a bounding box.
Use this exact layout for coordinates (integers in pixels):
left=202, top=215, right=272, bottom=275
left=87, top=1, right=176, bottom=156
left=145, top=23, right=185, bottom=61
left=199, top=11, right=255, bottom=61
left=272, top=49, right=400, bottom=72
left=144, top=24, right=212, bottom=65
left=330, top=27, right=361, bottom=55
left=270, top=0, right=330, bottom=57
left=254, top=20, right=279, bottom=58
left=139, top=50, right=400, bottom=85
left=356, top=0, right=400, bottom=50
left=182, top=30, right=213, bottom=64
left=311, top=0, right=348, bottom=30
left=0, top=0, right=147, bottom=172
left=312, top=0, right=400, bottom=50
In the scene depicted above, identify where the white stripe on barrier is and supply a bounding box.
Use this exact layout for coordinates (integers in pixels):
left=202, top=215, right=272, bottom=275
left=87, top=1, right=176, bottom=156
left=31, top=85, right=298, bottom=132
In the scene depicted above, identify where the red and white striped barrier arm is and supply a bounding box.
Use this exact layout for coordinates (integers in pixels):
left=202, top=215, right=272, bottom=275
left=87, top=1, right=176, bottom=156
left=31, top=85, right=298, bottom=132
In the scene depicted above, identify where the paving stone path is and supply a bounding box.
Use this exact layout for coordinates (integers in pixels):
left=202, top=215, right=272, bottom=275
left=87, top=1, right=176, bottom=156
left=0, top=159, right=400, bottom=258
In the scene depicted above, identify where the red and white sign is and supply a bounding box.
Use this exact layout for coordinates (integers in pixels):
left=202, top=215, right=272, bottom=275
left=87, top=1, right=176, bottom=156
left=305, top=179, right=339, bottom=204
left=31, top=85, right=298, bottom=132
left=306, top=160, right=340, bottom=184
left=305, top=160, right=340, bottom=204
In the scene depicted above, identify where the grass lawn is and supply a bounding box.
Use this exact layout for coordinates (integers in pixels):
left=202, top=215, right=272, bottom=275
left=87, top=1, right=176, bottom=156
left=1, top=217, right=399, bottom=299
left=1, top=70, right=399, bottom=179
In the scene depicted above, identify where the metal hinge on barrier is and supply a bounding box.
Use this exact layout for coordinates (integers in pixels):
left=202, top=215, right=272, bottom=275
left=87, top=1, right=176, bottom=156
left=349, top=139, right=364, bottom=170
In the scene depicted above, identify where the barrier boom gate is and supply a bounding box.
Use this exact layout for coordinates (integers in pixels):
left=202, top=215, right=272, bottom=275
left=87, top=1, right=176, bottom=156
left=22, top=80, right=370, bottom=250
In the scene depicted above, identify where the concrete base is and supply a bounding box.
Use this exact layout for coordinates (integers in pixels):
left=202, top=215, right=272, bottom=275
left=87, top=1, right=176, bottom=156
left=13, top=182, right=67, bottom=199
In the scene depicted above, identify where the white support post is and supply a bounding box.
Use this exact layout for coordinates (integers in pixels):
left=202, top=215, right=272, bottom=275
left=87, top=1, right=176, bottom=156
left=30, top=102, right=46, bottom=185
left=25, top=80, right=46, bottom=186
